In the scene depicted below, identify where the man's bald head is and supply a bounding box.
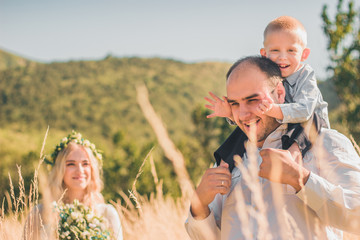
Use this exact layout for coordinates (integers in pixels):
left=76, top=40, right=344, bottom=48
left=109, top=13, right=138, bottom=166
left=226, top=56, right=283, bottom=90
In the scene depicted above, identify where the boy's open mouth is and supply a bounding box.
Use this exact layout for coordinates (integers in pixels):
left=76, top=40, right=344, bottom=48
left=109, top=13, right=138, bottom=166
left=278, top=64, right=290, bottom=69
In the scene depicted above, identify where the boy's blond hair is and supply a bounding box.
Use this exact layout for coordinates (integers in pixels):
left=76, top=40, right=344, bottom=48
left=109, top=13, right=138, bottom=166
left=264, top=16, right=307, bottom=47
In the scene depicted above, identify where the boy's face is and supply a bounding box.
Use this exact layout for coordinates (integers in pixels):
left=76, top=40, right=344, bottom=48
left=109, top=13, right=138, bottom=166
left=260, top=30, right=310, bottom=78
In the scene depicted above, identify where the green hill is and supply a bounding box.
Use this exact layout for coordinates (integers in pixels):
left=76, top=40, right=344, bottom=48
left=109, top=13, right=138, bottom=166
left=0, top=55, right=230, bottom=142
left=0, top=51, right=233, bottom=201
left=0, top=48, right=35, bottom=71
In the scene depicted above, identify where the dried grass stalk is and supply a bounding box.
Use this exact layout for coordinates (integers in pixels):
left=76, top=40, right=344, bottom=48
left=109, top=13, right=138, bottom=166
left=136, top=83, right=194, bottom=199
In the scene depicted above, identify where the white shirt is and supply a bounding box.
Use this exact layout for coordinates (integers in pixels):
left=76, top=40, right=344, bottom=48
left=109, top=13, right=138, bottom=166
left=185, top=125, right=360, bottom=239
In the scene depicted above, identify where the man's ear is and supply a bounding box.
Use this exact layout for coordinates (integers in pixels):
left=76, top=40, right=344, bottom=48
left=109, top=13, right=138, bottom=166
left=260, top=48, right=267, bottom=57
left=301, top=48, right=310, bottom=61
left=276, top=81, right=286, bottom=104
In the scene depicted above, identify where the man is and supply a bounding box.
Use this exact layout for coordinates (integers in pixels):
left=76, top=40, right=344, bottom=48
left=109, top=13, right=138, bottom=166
left=185, top=56, right=360, bottom=239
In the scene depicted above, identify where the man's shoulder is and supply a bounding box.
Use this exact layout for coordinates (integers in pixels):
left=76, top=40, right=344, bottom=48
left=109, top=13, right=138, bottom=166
left=318, top=128, right=357, bottom=153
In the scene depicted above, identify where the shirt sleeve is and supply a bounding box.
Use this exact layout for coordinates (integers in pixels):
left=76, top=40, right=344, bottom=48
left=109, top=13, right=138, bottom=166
left=296, top=129, right=360, bottom=234
left=185, top=194, right=222, bottom=240
left=278, top=67, right=322, bottom=124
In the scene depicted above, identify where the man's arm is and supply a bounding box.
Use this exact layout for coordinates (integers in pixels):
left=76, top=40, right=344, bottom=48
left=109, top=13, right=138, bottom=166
left=296, top=129, right=360, bottom=234
left=185, top=161, right=231, bottom=239
left=260, top=129, right=360, bottom=234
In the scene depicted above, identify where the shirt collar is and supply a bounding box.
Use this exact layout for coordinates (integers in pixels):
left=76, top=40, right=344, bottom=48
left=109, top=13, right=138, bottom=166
left=260, top=124, right=288, bottom=150
left=285, top=64, right=307, bottom=86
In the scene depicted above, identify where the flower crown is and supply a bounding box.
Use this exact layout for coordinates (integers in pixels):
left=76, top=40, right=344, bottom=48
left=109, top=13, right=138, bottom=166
left=44, top=130, right=103, bottom=168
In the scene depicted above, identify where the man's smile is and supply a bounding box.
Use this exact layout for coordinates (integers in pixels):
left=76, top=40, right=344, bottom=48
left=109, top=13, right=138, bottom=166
left=242, top=119, right=260, bottom=130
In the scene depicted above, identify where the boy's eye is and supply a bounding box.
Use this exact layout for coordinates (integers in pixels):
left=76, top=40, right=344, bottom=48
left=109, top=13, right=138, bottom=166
left=83, top=162, right=90, bottom=166
left=66, top=163, right=75, bottom=166
left=230, top=102, right=239, bottom=106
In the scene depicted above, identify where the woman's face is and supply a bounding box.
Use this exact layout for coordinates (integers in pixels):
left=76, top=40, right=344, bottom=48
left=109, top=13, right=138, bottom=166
left=63, top=146, right=92, bottom=193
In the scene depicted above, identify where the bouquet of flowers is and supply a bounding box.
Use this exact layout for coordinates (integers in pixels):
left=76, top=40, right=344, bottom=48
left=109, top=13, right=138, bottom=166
left=54, top=200, right=111, bottom=240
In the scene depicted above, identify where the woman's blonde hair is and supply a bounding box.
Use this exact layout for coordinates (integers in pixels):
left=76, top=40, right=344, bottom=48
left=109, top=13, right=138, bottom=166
left=48, top=142, right=104, bottom=206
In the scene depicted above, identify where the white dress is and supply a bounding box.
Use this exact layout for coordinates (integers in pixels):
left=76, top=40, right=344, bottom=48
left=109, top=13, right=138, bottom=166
left=94, top=203, right=123, bottom=240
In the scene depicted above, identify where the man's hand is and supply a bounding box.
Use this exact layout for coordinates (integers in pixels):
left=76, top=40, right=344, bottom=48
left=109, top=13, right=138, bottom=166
left=259, top=148, right=310, bottom=192
left=190, top=160, right=231, bottom=220
left=288, top=142, right=302, bottom=165
left=204, top=92, right=232, bottom=119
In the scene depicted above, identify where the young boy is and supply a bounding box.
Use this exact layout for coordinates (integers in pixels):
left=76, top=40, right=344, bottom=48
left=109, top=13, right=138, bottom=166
left=206, top=16, right=329, bottom=164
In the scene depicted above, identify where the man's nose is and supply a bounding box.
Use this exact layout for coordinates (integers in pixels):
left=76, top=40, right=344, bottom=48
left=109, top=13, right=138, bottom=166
left=233, top=104, right=251, bottom=121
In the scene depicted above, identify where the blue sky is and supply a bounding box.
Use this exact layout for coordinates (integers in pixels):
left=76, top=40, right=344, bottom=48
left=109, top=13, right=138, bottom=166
left=0, top=0, right=345, bottom=79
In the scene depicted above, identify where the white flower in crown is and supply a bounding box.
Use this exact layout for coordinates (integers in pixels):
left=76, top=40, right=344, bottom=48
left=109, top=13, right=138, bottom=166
left=74, top=132, right=82, bottom=140
left=61, top=137, right=68, bottom=144
left=90, top=143, right=96, bottom=150
left=83, top=140, right=91, bottom=148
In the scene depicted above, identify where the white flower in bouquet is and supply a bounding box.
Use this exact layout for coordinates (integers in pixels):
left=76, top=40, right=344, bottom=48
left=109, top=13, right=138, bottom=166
left=54, top=200, right=111, bottom=240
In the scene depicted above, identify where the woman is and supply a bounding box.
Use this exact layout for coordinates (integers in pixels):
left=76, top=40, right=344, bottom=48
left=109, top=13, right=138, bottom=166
left=24, top=131, right=123, bottom=240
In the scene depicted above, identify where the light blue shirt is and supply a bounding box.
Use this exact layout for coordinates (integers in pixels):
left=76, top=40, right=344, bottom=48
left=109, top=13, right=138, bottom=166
left=278, top=64, right=330, bottom=128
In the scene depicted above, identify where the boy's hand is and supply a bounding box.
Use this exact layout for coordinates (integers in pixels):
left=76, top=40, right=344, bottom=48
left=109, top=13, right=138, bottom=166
left=256, top=92, right=274, bottom=115
left=204, top=92, right=232, bottom=118
left=255, top=92, right=284, bottom=120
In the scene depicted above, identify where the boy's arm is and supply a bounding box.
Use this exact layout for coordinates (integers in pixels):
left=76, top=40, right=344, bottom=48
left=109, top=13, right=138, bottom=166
left=278, top=66, right=327, bottom=124
left=204, top=92, right=233, bottom=120
left=260, top=65, right=328, bottom=125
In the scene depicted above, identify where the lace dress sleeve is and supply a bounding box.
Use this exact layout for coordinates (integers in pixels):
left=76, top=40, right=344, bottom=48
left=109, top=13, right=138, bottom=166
left=97, top=204, right=123, bottom=240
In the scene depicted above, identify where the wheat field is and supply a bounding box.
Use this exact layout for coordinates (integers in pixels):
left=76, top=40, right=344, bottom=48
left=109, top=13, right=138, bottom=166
left=1, top=85, right=360, bottom=240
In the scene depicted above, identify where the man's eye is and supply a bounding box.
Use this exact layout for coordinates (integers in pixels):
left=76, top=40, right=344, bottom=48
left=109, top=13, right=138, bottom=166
left=230, top=102, right=239, bottom=106
left=248, top=99, right=259, bottom=104
left=83, top=162, right=90, bottom=166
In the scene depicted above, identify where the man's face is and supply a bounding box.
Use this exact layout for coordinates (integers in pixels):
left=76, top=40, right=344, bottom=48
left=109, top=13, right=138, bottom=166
left=226, top=65, right=281, bottom=147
